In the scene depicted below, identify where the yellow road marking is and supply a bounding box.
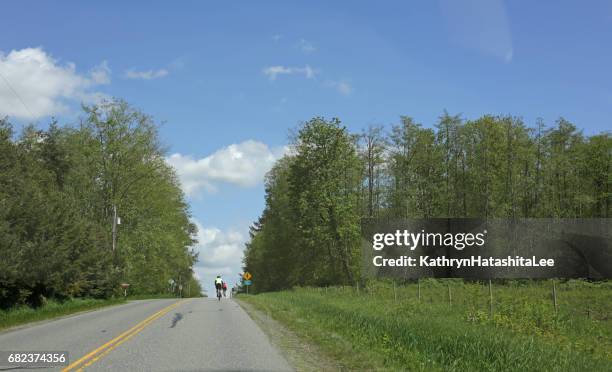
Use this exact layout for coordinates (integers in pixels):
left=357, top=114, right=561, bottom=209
left=75, top=315, right=158, bottom=371
left=75, top=300, right=185, bottom=371
left=62, top=300, right=187, bottom=372
left=62, top=302, right=176, bottom=371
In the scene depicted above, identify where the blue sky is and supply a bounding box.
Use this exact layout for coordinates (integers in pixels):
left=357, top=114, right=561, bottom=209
left=1, top=0, right=611, bottom=293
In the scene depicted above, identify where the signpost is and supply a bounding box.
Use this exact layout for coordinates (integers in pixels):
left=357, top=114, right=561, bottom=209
left=120, top=283, right=130, bottom=297
left=243, top=272, right=253, bottom=294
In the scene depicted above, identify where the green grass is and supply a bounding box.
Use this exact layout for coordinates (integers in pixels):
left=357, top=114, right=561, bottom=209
left=0, top=298, right=126, bottom=331
left=240, top=280, right=612, bottom=371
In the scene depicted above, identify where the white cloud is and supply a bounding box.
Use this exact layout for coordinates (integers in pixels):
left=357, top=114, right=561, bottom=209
left=263, top=65, right=316, bottom=80
left=262, top=64, right=351, bottom=96
left=326, top=80, right=353, bottom=96
left=191, top=220, right=247, bottom=292
left=166, top=140, right=286, bottom=197
left=0, top=47, right=110, bottom=120
left=195, top=225, right=244, bottom=268
left=90, top=60, right=111, bottom=84
left=123, top=68, right=168, bottom=80
left=298, top=39, right=316, bottom=53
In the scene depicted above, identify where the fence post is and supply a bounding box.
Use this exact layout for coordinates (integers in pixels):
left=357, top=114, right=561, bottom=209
left=552, top=280, right=558, bottom=315
left=488, top=279, right=493, bottom=318
left=448, top=283, right=452, bottom=307
left=417, top=279, right=421, bottom=302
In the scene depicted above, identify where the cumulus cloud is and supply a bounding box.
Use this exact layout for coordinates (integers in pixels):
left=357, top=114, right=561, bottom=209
left=263, top=65, right=316, bottom=80
left=191, top=220, right=247, bottom=292
left=195, top=224, right=245, bottom=268
left=166, top=140, right=286, bottom=197
left=123, top=68, right=168, bottom=80
left=298, top=39, right=316, bottom=53
left=0, top=47, right=110, bottom=120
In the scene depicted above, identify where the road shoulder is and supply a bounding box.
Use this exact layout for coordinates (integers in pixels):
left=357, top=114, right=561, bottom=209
left=236, top=298, right=342, bottom=372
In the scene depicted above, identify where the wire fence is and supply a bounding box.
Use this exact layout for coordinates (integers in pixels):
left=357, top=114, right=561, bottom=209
left=299, top=279, right=610, bottom=325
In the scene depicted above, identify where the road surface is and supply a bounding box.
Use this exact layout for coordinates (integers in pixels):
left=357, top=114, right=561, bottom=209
left=0, top=298, right=292, bottom=371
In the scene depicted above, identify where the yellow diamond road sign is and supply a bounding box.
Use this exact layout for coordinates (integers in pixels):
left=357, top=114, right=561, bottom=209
left=243, top=272, right=252, bottom=280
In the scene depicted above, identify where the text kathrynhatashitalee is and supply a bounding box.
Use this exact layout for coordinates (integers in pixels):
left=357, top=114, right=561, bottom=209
left=373, top=255, right=555, bottom=268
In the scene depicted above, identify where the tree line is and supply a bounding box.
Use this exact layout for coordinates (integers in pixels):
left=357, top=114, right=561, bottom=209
left=243, top=113, right=611, bottom=292
left=0, top=100, right=201, bottom=309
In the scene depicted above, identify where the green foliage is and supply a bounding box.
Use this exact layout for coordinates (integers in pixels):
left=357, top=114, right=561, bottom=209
left=242, top=113, right=611, bottom=291
left=288, top=118, right=362, bottom=285
left=0, top=100, right=200, bottom=309
left=0, top=297, right=126, bottom=330
left=244, top=118, right=362, bottom=291
left=241, top=281, right=611, bottom=371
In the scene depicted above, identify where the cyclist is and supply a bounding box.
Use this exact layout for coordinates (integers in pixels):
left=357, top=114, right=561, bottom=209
left=222, top=281, right=228, bottom=297
left=214, top=275, right=223, bottom=300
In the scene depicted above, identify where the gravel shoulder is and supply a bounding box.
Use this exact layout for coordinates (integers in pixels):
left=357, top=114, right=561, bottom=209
left=236, top=298, right=343, bottom=372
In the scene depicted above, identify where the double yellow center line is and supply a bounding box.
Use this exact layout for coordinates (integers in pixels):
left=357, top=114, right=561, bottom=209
left=62, top=299, right=187, bottom=371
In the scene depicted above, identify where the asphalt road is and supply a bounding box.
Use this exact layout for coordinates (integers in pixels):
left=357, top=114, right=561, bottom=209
left=0, top=298, right=292, bottom=371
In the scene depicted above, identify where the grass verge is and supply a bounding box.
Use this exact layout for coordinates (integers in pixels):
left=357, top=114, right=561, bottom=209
left=239, top=281, right=611, bottom=371
left=0, top=298, right=126, bottom=331
left=237, top=298, right=342, bottom=371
